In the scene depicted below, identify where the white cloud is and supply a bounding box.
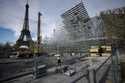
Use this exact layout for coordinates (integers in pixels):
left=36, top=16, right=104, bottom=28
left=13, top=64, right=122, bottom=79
left=0, top=0, right=59, bottom=42
left=0, top=0, right=77, bottom=45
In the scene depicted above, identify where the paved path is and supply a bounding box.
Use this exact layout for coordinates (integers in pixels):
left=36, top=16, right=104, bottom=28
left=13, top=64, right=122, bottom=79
left=4, top=60, right=89, bottom=83
left=3, top=56, right=111, bottom=83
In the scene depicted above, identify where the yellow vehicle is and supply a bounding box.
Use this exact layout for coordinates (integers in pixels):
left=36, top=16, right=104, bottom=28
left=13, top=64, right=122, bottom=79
left=17, top=45, right=33, bottom=58
left=89, top=45, right=112, bottom=57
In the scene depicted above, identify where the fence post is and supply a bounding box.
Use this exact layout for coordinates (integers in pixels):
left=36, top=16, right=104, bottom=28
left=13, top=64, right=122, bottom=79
left=88, top=67, right=96, bottom=83
left=93, top=69, right=96, bottom=83
left=112, top=46, right=121, bottom=83
left=87, top=69, right=90, bottom=83
left=33, top=54, right=38, bottom=79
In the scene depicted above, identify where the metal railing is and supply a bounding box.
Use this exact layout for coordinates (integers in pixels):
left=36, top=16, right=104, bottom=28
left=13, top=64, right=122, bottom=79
left=88, top=56, right=111, bottom=83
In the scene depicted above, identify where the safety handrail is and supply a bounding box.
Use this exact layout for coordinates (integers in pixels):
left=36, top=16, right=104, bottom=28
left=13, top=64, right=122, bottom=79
left=95, top=56, right=111, bottom=73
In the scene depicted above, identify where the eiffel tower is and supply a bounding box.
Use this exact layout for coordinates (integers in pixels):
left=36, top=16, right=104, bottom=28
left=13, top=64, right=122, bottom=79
left=16, top=2, right=33, bottom=48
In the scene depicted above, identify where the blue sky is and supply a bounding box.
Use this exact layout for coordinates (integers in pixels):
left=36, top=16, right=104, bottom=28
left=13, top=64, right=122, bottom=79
left=0, top=27, right=15, bottom=43
left=0, top=0, right=125, bottom=43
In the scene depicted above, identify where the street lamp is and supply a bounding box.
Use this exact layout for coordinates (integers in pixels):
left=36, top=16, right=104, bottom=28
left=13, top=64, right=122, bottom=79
left=33, top=12, right=42, bottom=79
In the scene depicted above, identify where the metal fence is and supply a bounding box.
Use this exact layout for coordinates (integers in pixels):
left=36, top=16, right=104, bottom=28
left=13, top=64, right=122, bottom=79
left=88, top=56, right=111, bottom=83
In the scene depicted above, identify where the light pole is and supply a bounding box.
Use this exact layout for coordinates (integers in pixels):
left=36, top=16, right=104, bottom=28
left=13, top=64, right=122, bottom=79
left=37, top=12, right=42, bottom=56
left=33, top=12, right=42, bottom=79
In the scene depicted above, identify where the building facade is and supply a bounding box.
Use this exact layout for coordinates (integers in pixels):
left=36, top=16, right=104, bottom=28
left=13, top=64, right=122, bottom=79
left=61, top=2, right=92, bottom=40
left=100, top=7, right=125, bottom=15
left=90, top=16, right=105, bottom=38
left=100, top=6, right=125, bottom=46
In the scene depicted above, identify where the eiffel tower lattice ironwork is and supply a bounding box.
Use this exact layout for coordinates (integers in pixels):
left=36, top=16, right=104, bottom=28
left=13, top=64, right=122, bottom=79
left=16, top=2, right=33, bottom=47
